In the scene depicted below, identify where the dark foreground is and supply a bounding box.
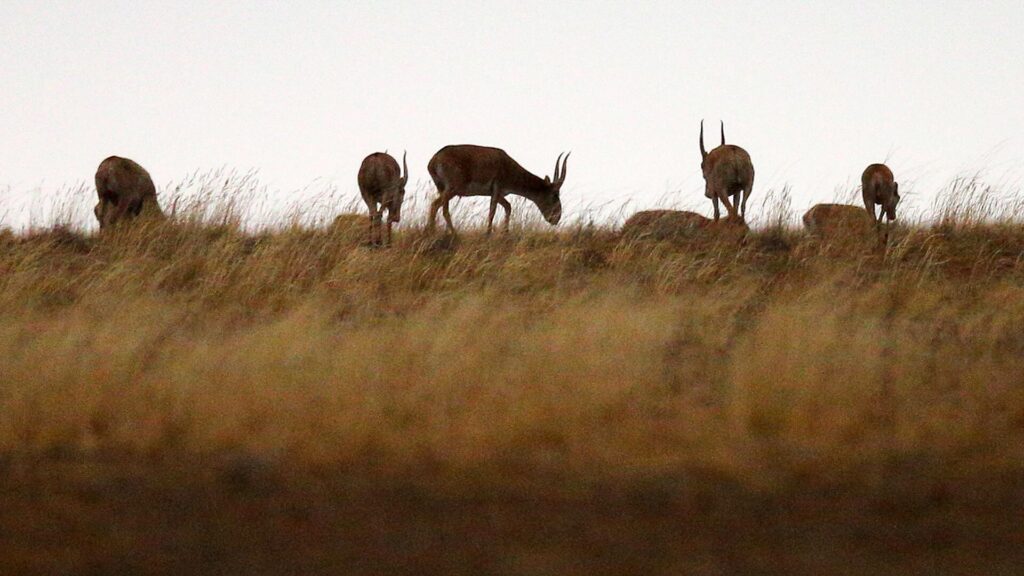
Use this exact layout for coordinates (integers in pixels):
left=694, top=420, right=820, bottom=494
left=2, top=456, right=1021, bottom=576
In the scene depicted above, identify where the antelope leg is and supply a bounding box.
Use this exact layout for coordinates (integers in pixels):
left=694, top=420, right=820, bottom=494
left=498, top=196, right=512, bottom=232
left=487, top=193, right=498, bottom=235
left=442, top=199, right=455, bottom=234
left=366, top=202, right=380, bottom=245
left=428, top=196, right=445, bottom=232
left=720, top=193, right=737, bottom=219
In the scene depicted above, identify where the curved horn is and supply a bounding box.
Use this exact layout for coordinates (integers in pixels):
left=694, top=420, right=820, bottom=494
left=552, top=152, right=564, bottom=182
left=401, top=150, right=409, bottom=186
left=720, top=121, right=725, bottom=146
left=557, top=151, right=570, bottom=184
left=699, top=120, right=707, bottom=159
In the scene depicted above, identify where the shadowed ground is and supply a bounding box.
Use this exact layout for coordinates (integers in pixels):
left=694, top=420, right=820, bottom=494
left=2, top=455, right=1022, bottom=576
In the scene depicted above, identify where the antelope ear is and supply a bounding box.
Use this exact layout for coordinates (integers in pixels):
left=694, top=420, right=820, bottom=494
left=544, top=176, right=551, bottom=185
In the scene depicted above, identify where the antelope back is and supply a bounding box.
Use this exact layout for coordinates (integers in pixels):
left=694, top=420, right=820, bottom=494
left=862, top=163, right=899, bottom=219
left=359, top=151, right=408, bottom=220
left=358, top=152, right=404, bottom=193
left=803, top=204, right=876, bottom=236
left=621, top=210, right=746, bottom=243
left=622, top=210, right=708, bottom=239
left=94, top=156, right=161, bottom=229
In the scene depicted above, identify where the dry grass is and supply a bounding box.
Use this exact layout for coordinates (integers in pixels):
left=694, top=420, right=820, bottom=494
left=1, top=176, right=1023, bottom=574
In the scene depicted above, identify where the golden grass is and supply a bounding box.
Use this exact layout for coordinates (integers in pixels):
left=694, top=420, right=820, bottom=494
left=2, top=202, right=1023, bottom=478
left=2, top=179, right=1024, bottom=573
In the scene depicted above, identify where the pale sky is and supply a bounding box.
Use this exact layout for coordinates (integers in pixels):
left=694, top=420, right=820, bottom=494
left=2, top=1, right=1023, bottom=228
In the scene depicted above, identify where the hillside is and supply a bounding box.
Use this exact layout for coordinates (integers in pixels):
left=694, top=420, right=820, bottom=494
left=1, top=188, right=1023, bottom=574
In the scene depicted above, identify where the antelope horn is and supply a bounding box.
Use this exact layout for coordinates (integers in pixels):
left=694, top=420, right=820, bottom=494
left=699, top=120, right=707, bottom=158
left=553, top=152, right=564, bottom=182
left=401, top=150, right=409, bottom=186
left=558, top=151, right=571, bottom=183
left=720, top=121, right=725, bottom=146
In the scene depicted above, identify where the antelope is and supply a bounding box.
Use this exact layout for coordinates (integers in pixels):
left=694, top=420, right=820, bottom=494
left=329, top=212, right=366, bottom=240
left=331, top=212, right=364, bottom=229
left=862, top=163, right=900, bottom=223
left=620, top=209, right=748, bottom=242
left=94, top=156, right=164, bottom=229
left=427, top=145, right=568, bottom=235
left=699, top=121, right=755, bottom=221
left=802, top=203, right=883, bottom=244
left=357, top=151, right=408, bottom=246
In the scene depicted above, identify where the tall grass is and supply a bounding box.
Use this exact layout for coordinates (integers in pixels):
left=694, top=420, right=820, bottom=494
left=1, top=171, right=1023, bottom=494
left=4, top=173, right=1024, bottom=574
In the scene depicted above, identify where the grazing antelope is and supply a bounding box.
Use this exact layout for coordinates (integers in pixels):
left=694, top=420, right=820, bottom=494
left=802, top=203, right=883, bottom=244
left=357, top=151, right=408, bottom=246
left=94, top=156, right=164, bottom=229
left=862, top=163, right=900, bottom=223
left=427, top=145, right=568, bottom=235
left=620, top=209, right=748, bottom=242
left=699, top=121, right=755, bottom=221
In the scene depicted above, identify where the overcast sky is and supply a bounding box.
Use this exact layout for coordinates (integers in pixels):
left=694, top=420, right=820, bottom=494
left=2, top=1, right=1022, bottom=227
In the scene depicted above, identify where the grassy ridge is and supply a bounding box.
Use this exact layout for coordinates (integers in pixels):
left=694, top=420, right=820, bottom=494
left=1, top=184, right=1024, bottom=574
left=3, top=214, right=1023, bottom=483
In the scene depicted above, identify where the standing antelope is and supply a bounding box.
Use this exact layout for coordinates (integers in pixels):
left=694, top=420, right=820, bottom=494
left=699, top=121, right=755, bottom=221
left=94, top=156, right=164, bottom=229
left=358, top=151, right=408, bottom=246
left=426, top=145, right=568, bottom=235
left=862, top=163, right=900, bottom=223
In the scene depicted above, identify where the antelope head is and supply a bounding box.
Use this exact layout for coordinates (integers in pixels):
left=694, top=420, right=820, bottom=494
left=388, top=151, right=410, bottom=223
left=539, top=152, right=570, bottom=225
left=94, top=196, right=143, bottom=230
left=698, top=120, right=726, bottom=176
left=94, top=201, right=109, bottom=229
left=884, top=182, right=900, bottom=221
